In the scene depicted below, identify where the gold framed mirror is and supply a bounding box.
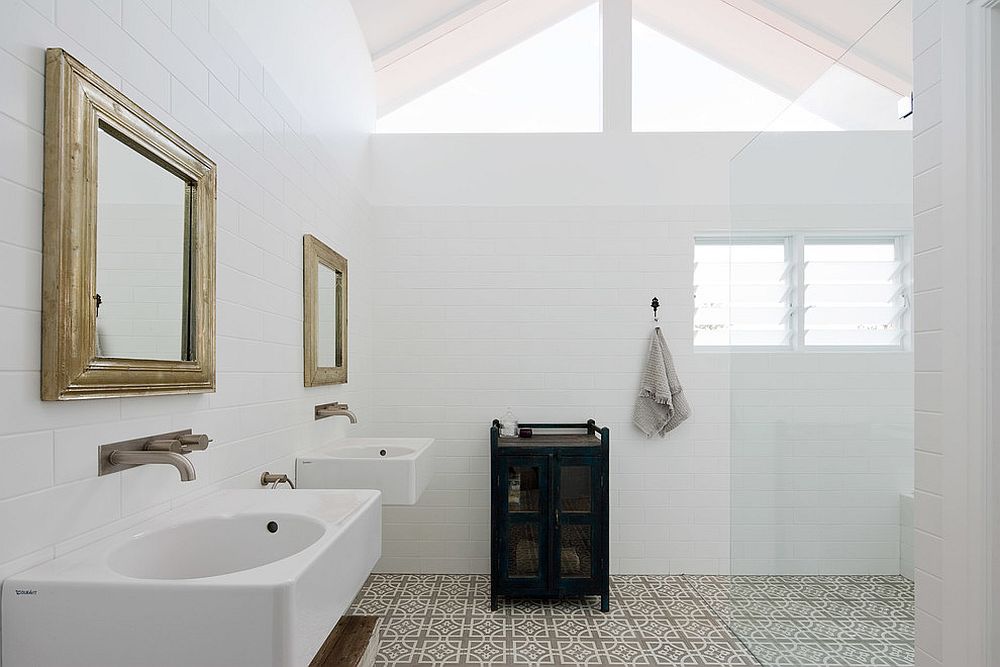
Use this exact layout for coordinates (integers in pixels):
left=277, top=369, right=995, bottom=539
left=41, top=49, right=216, bottom=400
left=303, top=235, right=348, bottom=386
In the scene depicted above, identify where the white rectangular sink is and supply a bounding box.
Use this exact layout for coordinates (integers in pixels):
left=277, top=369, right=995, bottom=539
left=296, top=437, right=435, bottom=505
left=1, top=489, right=381, bottom=667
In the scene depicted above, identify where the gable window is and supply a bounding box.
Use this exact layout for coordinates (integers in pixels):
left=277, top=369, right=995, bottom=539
left=695, top=235, right=908, bottom=349
left=631, top=18, right=838, bottom=132
left=376, top=3, right=602, bottom=134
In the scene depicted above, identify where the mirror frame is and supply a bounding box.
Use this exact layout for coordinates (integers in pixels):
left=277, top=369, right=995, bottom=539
left=303, top=234, right=348, bottom=386
left=41, top=49, right=216, bottom=400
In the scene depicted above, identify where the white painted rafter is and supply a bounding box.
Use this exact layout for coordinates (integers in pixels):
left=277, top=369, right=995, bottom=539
left=372, top=0, right=512, bottom=71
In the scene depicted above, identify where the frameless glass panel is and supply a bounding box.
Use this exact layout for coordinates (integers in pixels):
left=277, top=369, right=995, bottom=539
left=725, top=1, right=915, bottom=665
left=560, top=466, right=592, bottom=512
left=316, top=263, right=342, bottom=367
left=507, top=524, right=540, bottom=577
left=508, top=465, right=541, bottom=512
left=95, top=125, right=189, bottom=361
left=559, top=525, right=592, bottom=578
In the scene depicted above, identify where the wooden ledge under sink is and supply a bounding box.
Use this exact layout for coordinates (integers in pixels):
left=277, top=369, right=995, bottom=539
left=309, top=615, right=380, bottom=667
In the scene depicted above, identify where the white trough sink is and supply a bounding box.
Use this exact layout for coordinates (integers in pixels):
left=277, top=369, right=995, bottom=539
left=1, top=489, right=381, bottom=667
left=296, top=437, right=435, bottom=505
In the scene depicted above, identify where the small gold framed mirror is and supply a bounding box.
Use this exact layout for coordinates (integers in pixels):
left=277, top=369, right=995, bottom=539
left=303, top=235, right=348, bottom=386
left=41, top=49, right=216, bottom=400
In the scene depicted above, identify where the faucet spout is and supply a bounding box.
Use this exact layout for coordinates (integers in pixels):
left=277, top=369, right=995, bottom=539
left=109, top=450, right=197, bottom=481
left=314, top=402, right=358, bottom=423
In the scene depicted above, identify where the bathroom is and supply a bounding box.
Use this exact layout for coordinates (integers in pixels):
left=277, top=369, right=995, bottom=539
left=0, top=0, right=993, bottom=666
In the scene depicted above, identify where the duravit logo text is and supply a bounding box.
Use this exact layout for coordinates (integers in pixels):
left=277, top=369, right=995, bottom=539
left=14, top=589, right=38, bottom=596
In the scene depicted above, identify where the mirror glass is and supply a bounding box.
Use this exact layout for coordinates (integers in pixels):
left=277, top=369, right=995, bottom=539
left=95, top=125, right=190, bottom=361
left=316, top=263, right=342, bottom=368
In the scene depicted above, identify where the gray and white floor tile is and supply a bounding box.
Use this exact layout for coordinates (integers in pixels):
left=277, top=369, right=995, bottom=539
left=348, top=574, right=914, bottom=667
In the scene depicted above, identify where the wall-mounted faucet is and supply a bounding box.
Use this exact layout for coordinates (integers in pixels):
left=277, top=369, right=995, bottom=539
left=315, top=402, right=357, bottom=423
left=260, top=472, right=295, bottom=489
left=99, top=430, right=212, bottom=482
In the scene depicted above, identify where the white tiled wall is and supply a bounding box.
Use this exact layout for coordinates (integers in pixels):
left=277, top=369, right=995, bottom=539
left=911, top=0, right=945, bottom=664
left=371, top=206, right=731, bottom=574
left=0, top=0, right=375, bottom=580
left=370, top=203, right=913, bottom=575
left=900, top=492, right=915, bottom=580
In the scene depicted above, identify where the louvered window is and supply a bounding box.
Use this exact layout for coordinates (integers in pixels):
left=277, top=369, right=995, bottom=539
left=695, top=235, right=908, bottom=349
left=694, top=239, right=792, bottom=347
left=803, top=239, right=906, bottom=347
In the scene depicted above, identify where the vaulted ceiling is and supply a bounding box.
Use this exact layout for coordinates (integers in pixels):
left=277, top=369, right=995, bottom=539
left=348, top=0, right=912, bottom=116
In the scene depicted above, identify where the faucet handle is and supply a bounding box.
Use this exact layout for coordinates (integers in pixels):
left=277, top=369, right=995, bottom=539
left=178, top=434, right=211, bottom=452
left=147, top=434, right=212, bottom=454
left=147, top=439, right=185, bottom=453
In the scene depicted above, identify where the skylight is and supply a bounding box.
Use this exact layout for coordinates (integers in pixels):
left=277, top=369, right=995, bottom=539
left=376, top=3, right=602, bottom=134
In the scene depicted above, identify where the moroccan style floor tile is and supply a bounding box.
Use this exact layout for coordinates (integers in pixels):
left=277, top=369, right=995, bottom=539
left=348, top=574, right=914, bottom=667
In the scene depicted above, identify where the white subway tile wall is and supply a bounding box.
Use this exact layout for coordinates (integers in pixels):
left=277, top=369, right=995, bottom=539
left=371, top=206, right=913, bottom=576
left=0, top=0, right=375, bottom=576
left=900, top=492, right=915, bottom=581
left=911, top=1, right=944, bottom=665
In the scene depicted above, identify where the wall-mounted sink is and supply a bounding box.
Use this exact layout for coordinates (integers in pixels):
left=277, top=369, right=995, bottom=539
left=1, top=489, right=381, bottom=667
left=108, top=513, right=326, bottom=580
left=297, top=437, right=435, bottom=505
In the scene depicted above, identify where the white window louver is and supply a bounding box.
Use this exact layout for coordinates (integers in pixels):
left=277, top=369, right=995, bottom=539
left=803, top=239, right=906, bottom=347
left=694, top=239, right=792, bottom=347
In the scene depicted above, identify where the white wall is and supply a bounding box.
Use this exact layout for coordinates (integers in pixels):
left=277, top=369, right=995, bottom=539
left=370, top=131, right=913, bottom=575
left=0, top=0, right=375, bottom=584
left=911, top=0, right=944, bottom=664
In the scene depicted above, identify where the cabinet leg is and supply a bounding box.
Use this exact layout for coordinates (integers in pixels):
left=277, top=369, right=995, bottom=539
left=601, top=594, right=609, bottom=613
left=491, top=594, right=499, bottom=612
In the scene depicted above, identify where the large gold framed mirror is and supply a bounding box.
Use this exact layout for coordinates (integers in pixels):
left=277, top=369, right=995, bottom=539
left=303, top=235, right=348, bottom=386
left=41, top=49, right=216, bottom=400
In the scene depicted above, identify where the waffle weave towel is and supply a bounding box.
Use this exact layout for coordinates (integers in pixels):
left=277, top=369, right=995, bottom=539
left=632, top=328, right=691, bottom=437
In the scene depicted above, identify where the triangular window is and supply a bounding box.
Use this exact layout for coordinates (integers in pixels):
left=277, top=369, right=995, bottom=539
left=376, top=3, right=602, bottom=134
left=631, top=19, right=838, bottom=132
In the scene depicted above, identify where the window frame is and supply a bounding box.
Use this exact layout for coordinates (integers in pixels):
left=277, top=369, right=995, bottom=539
left=694, top=232, right=911, bottom=353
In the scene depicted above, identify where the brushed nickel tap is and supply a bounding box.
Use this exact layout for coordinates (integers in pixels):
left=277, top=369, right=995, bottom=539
left=99, top=430, right=212, bottom=481
left=108, top=449, right=197, bottom=481
left=314, top=402, right=357, bottom=423
left=260, top=472, right=295, bottom=489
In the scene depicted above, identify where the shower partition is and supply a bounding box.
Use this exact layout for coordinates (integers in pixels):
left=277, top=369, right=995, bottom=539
left=712, top=3, right=917, bottom=665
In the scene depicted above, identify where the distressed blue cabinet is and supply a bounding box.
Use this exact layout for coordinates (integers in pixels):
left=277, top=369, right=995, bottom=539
left=490, top=420, right=610, bottom=612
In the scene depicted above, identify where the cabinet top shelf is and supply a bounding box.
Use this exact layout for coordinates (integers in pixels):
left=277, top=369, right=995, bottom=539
left=498, top=433, right=601, bottom=447
left=491, top=419, right=609, bottom=449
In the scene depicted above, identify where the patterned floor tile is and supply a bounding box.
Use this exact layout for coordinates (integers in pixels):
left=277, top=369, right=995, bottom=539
left=350, top=574, right=914, bottom=667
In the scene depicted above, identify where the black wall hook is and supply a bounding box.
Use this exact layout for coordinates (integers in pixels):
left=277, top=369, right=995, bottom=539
left=651, top=297, right=660, bottom=322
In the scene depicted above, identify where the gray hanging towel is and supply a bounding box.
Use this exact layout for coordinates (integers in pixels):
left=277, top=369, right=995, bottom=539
left=632, top=327, right=691, bottom=437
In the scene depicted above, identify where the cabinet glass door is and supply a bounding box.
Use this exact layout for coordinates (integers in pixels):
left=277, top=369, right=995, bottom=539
left=500, top=457, right=548, bottom=589
left=556, top=459, right=601, bottom=586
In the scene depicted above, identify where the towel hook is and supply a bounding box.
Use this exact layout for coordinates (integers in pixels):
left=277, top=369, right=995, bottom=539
left=650, top=297, right=660, bottom=322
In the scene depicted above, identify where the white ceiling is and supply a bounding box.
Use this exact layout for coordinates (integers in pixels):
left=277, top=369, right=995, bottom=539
left=349, top=0, right=913, bottom=114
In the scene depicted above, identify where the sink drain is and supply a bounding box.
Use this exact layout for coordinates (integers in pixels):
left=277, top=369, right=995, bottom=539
left=379, top=449, right=387, bottom=457
left=266, top=521, right=278, bottom=533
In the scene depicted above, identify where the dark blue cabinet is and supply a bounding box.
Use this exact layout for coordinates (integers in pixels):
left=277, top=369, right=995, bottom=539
left=490, top=420, right=610, bottom=612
